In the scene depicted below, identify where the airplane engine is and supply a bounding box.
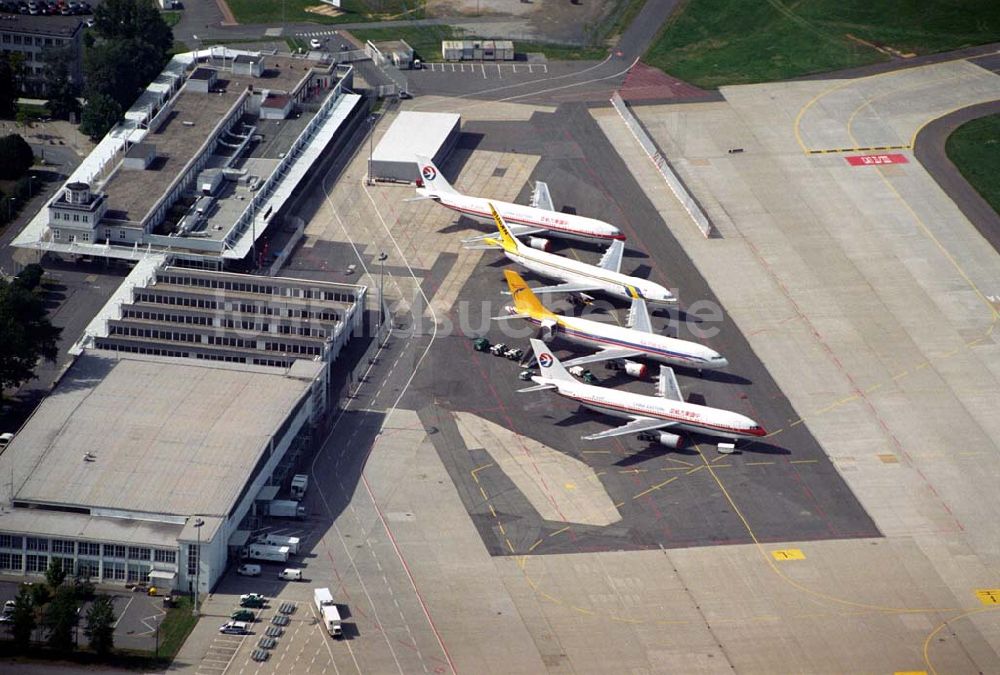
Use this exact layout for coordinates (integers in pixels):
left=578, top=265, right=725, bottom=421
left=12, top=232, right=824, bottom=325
left=527, top=237, right=552, bottom=252
left=622, top=360, right=647, bottom=378
left=638, top=431, right=684, bottom=448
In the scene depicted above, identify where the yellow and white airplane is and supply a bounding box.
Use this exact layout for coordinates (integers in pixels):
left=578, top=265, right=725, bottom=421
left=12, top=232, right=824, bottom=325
left=501, top=270, right=728, bottom=376
left=477, top=203, right=676, bottom=305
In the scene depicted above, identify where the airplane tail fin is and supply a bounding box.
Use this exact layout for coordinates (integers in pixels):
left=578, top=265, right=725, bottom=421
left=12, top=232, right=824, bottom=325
left=529, top=339, right=574, bottom=383
left=504, top=270, right=555, bottom=319
left=414, top=155, right=458, bottom=195
left=488, top=203, right=520, bottom=254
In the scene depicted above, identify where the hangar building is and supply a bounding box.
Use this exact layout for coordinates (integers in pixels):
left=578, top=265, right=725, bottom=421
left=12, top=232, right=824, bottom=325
left=368, top=111, right=460, bottom=183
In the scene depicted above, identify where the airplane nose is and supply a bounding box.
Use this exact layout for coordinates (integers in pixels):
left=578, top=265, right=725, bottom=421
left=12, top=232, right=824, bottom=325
left=611, top=233, right=627, bottom=241
left=752, top=425, right=767, bottom=437
left=714, top=357, right=729, bottom=368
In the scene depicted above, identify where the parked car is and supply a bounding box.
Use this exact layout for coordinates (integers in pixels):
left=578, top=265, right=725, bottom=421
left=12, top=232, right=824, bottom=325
left=309, top=38, right=321, bottom=50
left=239, top=593, right=266, bottom=608
left=230, top=609, right=255, bottom=622
left=218, top=620, right=251, bottom=635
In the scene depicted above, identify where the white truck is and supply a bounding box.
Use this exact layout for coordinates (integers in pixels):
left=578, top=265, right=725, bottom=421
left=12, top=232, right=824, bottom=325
left=269, top=499, right=307, bottom=519
left=290, top=474, right=308, bottom=499
left=257, top=534, right=300, bottom=554
left=313, top=587, right=342, bottom=638
left=244, top=543, right=290, bottom=563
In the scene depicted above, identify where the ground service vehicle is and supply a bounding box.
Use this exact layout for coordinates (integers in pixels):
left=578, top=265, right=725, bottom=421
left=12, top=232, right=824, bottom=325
left=236, top=564, right=261, bottom=576
left=314, top=587, right=342, bottom=638
left=278, top=568, right=303, bottom=581
left=244, top=544, right=290, bottom=563
left=257, top=534, right=300, bottom=554
left=269, top=499, right=307, bottom=519
left=290, top=474, right=308, bottom=499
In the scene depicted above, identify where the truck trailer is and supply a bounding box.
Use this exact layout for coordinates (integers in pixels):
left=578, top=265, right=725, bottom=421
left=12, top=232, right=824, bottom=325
left=290, top=474, right=308, bottom=499
left=313, top=587, right=342, bottom=637
left=269, top=499, right=307, bottom=519
left=257, top=534, right=301, bottom=554
left=244, top=544, right=290, bottom=563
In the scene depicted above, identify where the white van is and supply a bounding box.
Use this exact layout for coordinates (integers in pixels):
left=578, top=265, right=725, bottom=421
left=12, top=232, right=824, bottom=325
left=278, top=568, right=303, bottom=581
left=236, top=564, right=261, bottom=577
left=0, top=433, right=14, bottom=449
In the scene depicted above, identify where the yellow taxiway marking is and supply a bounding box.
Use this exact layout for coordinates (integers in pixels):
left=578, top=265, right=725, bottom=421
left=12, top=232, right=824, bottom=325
left=479, top=486, right=489, bottom=502
left=549, top=525, right=570, bottom=538
left=528, top=538, right=543, bottom=553
left=470, top=463, right=494, bottom=483
left=772, top=549, right=806, bottom=561
left=975, top=589, right=1000, bottom=605
left=633, top=476, right=679, bottom=500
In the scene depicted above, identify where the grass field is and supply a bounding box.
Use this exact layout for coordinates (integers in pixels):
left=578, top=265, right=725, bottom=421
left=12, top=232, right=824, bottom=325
left=161, top=10, right=181, bottom=27
left=226, top=0, right=424, bottom=26
left=946, top=113, right=1000, bottom=216
left=646, top=0, right=1000, bottom=88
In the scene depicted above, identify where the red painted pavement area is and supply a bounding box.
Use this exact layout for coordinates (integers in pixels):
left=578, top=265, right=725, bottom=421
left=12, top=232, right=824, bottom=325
left=846, top=153, right=909, bottom=166
left=619, top=62, right=708, bottom=101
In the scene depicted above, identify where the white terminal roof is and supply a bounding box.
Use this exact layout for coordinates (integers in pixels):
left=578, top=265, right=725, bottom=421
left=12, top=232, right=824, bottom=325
left=0, top=351, right=321, bottom=521
left=371, top=111, right=460, bottom=163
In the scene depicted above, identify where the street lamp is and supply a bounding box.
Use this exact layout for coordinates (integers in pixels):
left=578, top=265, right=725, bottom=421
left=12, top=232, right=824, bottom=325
left=377, top=252, right=387, bottom=338
left=191, top=517, right=204, bottom=617
left=6, top=197, right=14, bottom=221
left=28, top=175, right=34, bottom=199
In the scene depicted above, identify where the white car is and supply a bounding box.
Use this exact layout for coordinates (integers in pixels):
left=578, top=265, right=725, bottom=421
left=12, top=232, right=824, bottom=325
left=219, top=620, right=251, bottom=635
left=309, top=38, right=321, bottom=50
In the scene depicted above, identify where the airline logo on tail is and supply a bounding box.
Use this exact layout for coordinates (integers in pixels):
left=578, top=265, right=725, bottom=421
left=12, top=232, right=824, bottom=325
left=421, top=165, right=437, bottom=182
left=538, top=352, right=554, bottom=368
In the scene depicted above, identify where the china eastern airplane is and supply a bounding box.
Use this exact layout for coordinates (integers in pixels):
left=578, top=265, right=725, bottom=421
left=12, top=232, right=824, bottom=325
left=500, top=270, right=727, bottom=376
left=412, top=155, right=624, bottom=244
left=521, top=339, right=766, bottom=447
left=475, top=203, right=676, bottom=305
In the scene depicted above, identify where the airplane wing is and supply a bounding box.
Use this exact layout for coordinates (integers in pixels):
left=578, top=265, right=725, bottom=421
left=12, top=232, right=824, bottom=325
left=656, top=366, right=682, bottom=401
left=597, top=239, right=624, bottom=273
left=582, top=416, right=676, bottom=441
left=561, top=348, right=643, bottom=369
left=528, top=281, right=602, bottom=295
left=462, top=224, right=545, bottom=243
left=627, top=297, right=653, bottom=333
left=530, top=181, right=555, bottom=212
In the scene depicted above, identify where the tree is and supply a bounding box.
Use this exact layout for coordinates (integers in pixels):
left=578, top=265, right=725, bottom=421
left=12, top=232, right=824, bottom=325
left=14, top=263, right=45, bottom=292
left=44, top=585, right=79, bottom=653
left=10, top=585, right=36, bottom=650
left=0, top=55, right=16, bottom=119
left=0, top=277, right=61, bottom=397
left=45, top=557, right=68, bottom=590
left=79, top=92, right=122, bottom=140
left=94, top=0, right=172, bottom=57
left=42, top=46, right=81, bottom=121
left=0, top=134, right=34, bottom=181
left=85, top=595, right=116, bottom=656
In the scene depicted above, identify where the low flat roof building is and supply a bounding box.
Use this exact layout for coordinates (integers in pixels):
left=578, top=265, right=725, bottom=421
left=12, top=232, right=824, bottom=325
left=0, top=13, right=84, bottom=95
left=0, top=258, right=366, bottom=594
left=369, top=111, right=460, bottom=183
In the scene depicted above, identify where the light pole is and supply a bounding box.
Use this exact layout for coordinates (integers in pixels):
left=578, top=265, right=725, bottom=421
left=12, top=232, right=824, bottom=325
left=28, top=175, right=34, bottom=199
left=191, top=517, right=204, bottom=617
left=7, top=197, right=14, bottom=222
left=377, top=252, right=387, bottom=339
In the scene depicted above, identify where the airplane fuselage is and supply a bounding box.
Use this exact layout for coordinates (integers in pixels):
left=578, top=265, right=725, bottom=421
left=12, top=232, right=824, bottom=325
left=504, top=247, right=676, bottom=305
left=421, top=190, right=624, bottom=242
left=521, top=314, right=727, bottom=370
left=540, top=378, right=765, bottom=440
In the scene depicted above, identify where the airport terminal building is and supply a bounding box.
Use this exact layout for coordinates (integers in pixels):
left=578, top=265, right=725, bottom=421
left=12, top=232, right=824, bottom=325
left=0, top=260, right=365, bottom=594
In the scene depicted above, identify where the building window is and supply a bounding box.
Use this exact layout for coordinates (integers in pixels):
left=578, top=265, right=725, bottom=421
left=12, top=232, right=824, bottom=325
left=77, top=559, right=99, bottom=579
left=79, top=542, right=100, bottom=556
left=103, top=544, right=126, bottom=558
left=73, top=214, right=79, bottom=222
left=102, top=561, right=125, bottom=581
left=0, top=553, right=22, bottom=570
left=82, top=215, right=88, bottom=223
left=25, top=537, right=48, bottom=552
left=53, top=557, right=74, bottom=575
left=154, top=549, right=177, bottom=564
left=128, top=547, right=150, bottom=561
left=52, top=540, right=75, bottom=554
left=127, top=564, right=150, bottom=583
left=53, top=229, right=60, bottom=240
left=25, top=554, right=48, bottom=573
left=53, top=212, right=60, bottom=220
left=0, top=535, right=23, bottom=549
left=119, top=229, right=126, bottom=240
left=187, top=544, right=198, bottom=576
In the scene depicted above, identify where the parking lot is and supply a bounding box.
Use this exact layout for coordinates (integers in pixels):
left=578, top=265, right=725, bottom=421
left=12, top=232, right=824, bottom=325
left=0, top=580, right=169, bottom=652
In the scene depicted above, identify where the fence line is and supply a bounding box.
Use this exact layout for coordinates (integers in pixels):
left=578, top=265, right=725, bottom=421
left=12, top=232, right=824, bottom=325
left=610, top=92, right=714, bottom=238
